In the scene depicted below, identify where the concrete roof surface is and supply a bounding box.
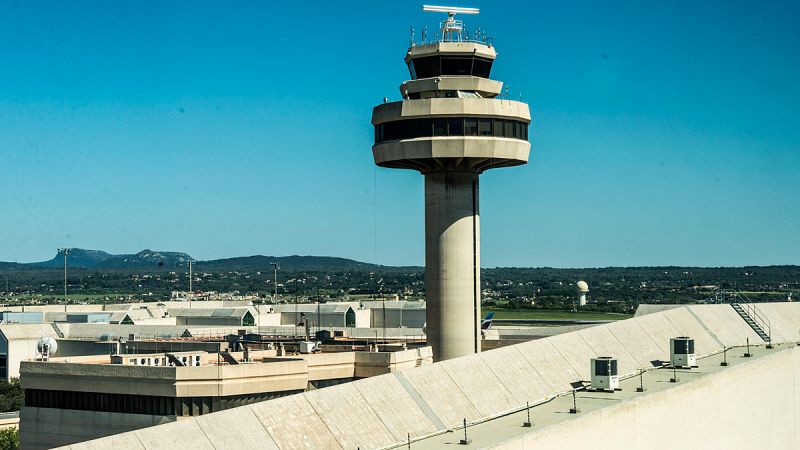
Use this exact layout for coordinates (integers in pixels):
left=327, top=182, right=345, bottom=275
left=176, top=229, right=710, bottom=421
left=0, top=323, right=57, bottom=340
left=55, top=324, right=192, bottom=340
left=634, top=303, right=685, bottom=316
left=59, top=302, right=800, bottom=450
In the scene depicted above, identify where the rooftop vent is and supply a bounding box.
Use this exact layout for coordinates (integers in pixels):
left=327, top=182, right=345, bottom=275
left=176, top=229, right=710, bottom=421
left=299, top=341, right=320, bottom=354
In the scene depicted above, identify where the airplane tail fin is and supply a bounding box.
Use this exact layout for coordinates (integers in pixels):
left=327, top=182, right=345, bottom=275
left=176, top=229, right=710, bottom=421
left=481, top=312, right=494, bottom=330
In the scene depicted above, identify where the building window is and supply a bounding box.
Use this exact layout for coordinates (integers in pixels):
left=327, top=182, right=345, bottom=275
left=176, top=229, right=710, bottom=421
left=242, top=311, right=255, bottom=327
left=447, top=118, right=463, bottom=136
left=504, top=121, right=514, bottom=138
left=376, top=117, right=529, bottom=144
left=464, top=118, right=479, bottom=136
left=492, top=119, right=504, bottom=137
left=478, top=119, right=492, bottom=136
left=25, top=389, right=176, bottom=416
left=407, top=56, right=494, bottom=79
left=432, top=119, right=447, bottom=136
left=440, top=56, right=472, bottom=76
left=472, top=58, right=493, bottom=78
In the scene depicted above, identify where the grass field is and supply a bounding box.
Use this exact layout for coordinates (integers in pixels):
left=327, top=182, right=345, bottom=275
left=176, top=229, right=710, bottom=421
left=483, top=308, right=632, bottom=321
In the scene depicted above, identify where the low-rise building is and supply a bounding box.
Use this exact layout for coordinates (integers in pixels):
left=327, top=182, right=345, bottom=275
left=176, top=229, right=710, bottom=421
left=19, top=345, right=432, bottom=448
left=0, top=324, right=58, bottom=382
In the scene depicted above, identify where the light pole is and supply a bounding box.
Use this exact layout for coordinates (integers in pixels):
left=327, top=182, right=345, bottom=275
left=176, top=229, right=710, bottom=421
left=188, top=260, right=193, bottom=308
left=58, top=248, right=71, bottom=311
left=270, top=262, right=279, bottom=302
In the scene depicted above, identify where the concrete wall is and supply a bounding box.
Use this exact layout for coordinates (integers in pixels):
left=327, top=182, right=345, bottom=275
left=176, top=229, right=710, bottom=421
left=278, top=311, right=349, bottom=328
left=257, top=312, right=282, bottom=327
left=353, top=347, right=432, bottom=377
left=370, top=307, right=426, bottom=328
left=56, top=340, right=114, bottom=357
left=132, top=317, right=176, bottom=326
left=354, top=308, right=371, bottom=328
left=20, top=407, right=172, bottom=450
left=21, top=358, right=310, bottom=398
left=1, top=339, right=35, bottom=382
left=0, top=412, right=19, bottom=430
left=489, top=346, right=800, bottom=450
left=176, top=317, right=242, bottom=327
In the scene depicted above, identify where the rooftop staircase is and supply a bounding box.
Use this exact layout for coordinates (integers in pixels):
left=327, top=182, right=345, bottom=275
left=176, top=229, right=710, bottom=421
left=732, top=303, right=771, bottom=342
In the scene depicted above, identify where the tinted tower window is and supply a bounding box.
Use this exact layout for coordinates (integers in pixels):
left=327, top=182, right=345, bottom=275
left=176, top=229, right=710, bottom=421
left=376, top=118, right=529, bottom=143
left=407, top=56, right=494, bottom=79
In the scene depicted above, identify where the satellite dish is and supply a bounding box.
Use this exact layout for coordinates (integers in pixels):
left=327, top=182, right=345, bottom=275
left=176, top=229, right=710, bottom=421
left=37, top=336, right=58, bottom=360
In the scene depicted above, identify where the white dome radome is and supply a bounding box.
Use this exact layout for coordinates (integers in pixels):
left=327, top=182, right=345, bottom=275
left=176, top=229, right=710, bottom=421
left=37, top=336, right=58, bottom=356
left=576, top=281, right=589, bottom=292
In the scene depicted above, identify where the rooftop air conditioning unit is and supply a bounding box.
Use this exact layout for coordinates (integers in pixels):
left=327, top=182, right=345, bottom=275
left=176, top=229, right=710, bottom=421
left=299, top=341, right=319, bottom=354
left=670, top=337, right=696, bottom=368
left=590, top=357, right=619, bottom=392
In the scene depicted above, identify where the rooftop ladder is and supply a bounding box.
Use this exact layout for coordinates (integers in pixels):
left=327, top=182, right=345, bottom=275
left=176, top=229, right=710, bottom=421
left=732, top=302, right=771, bottom=343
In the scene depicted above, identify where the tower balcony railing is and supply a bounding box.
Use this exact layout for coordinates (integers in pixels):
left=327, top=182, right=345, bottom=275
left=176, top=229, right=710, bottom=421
left=410, top=27, right=493, bottom=47
left=440, top=19, right=464, bottom=32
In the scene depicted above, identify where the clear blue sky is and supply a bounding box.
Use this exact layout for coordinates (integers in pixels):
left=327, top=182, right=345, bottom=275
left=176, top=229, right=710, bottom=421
left=1, top=1, right=798, bottom=267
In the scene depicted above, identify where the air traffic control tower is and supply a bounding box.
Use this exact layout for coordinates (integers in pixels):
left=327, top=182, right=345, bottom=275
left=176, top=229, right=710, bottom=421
left=371, top=5, right=531, bottom=361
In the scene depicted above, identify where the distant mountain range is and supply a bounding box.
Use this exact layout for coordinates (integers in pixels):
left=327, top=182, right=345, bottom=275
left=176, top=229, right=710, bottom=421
left=32, top=249, right=118, bottom=268
left=0, top=249, right=401, bottom=272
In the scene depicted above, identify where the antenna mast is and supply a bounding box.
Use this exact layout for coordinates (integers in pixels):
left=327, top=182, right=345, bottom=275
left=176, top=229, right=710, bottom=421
left=58, top=248, right=71, bottom=311
left=422, top=5, right=480, bottom=42
left=188, top=260, right=193, bottom=308
left=270, top=262, right=280, bottom=302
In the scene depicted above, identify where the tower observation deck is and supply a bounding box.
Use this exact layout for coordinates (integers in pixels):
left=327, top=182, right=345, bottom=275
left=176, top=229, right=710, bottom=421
left=371, top=5, right=531, bottom=361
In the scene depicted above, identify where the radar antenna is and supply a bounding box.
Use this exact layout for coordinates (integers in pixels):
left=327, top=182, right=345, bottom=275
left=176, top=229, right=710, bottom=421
left=422, top=5, right=480, bottom=42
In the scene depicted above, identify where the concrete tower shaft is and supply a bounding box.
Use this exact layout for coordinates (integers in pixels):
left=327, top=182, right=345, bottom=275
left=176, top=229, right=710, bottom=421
left=424, top=171, right=481, bottom=358
left=372, top=15, right=530, bottom=361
